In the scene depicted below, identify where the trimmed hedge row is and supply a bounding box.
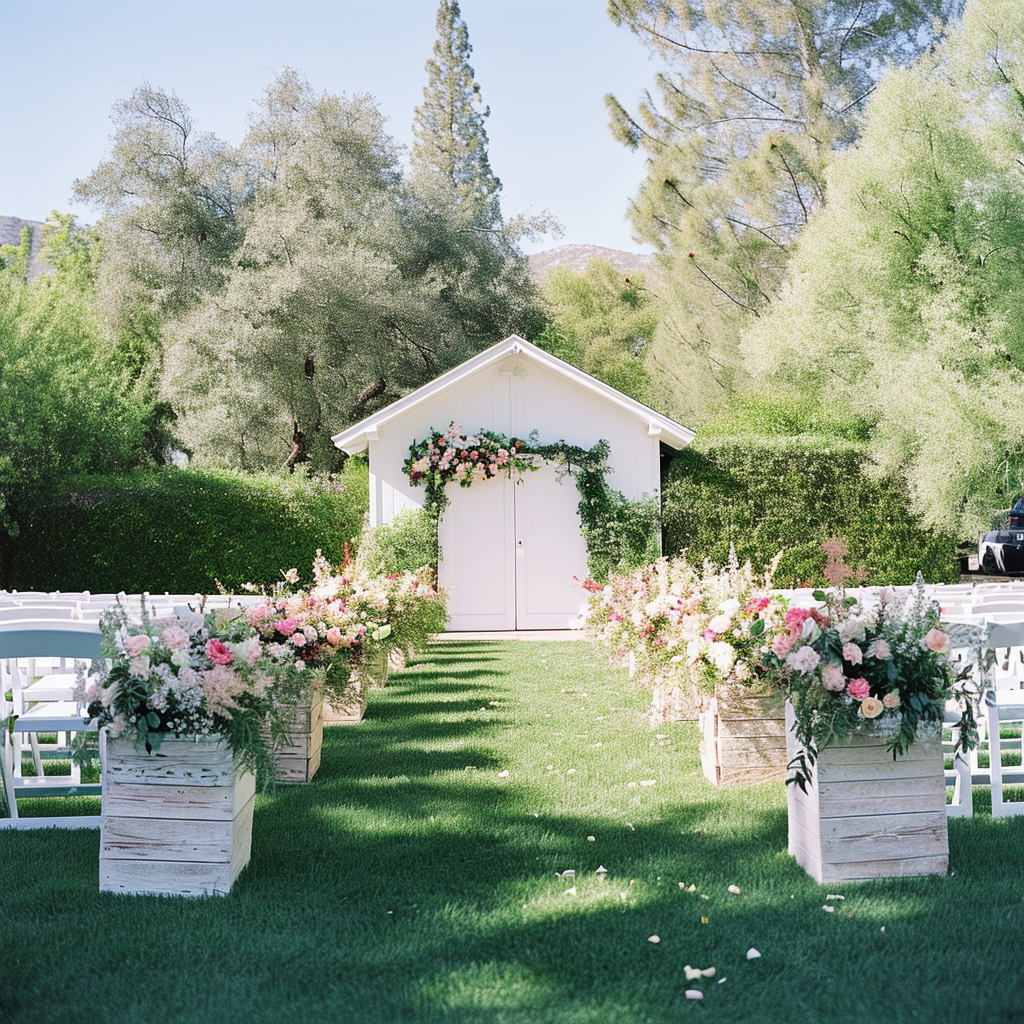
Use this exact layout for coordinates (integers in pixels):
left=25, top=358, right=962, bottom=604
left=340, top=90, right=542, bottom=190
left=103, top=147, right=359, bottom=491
left=661, top=436, right=959, bottom=587
left=10, top=464, right=369, bottom=594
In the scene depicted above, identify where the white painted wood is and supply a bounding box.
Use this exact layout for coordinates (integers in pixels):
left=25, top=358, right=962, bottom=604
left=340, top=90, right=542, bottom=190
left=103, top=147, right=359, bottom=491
left=785, top=704, right=948, bottom=883
left=100, top=737, right=254, bottom=897
left=439, top=475, right=516, bottom=631
left=514, top=467, right=589, bottom=629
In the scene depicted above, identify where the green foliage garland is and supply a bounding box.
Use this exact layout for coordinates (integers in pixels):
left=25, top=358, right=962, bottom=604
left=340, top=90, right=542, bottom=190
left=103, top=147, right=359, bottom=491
left=404, top=423, right=658, bottom=582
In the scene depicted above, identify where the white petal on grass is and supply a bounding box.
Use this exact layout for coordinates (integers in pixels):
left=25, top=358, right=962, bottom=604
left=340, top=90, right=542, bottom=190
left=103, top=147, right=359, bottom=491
left=718, top=978, right=727, bottom=984
left=822, top=905, right=835, bottom=913
left=639, top=779, right=656, bottom=787
left=627, top=782, right=637, bottom=789
left=497, top=770, right=510, bottom=778
left=587, top=835, right=595, bottom=841
left=684, top=965, right=702, bottom=981
left=826, top=894, right=845, bottom=901
left=684, top=990, right=703, bottom=1001
left=565, top=886, right=576, bottom=896
left=728, top=885, right=741, bottom=894
left=566, top=768, right=577, bottom=775
left=746, top=948, right=761, bottom=960
left=647, top=935, right=660, bottom=944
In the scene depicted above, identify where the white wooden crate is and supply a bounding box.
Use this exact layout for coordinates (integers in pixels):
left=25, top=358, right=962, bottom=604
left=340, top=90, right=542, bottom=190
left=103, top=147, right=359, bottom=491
left=273, top=693, right=324, bottom=783
left=785, top=705, right=948, bottom=884
left=699, top=685, right=787, bottom=786
left=100, top=737, right=255, bottom=897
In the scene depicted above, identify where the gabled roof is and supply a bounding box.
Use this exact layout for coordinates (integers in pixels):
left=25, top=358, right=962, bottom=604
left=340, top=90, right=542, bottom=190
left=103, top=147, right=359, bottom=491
left=332, top=335, right=696, bottom=454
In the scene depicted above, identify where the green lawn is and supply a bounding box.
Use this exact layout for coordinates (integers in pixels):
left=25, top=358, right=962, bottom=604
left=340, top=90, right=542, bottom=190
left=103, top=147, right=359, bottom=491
left=2, top=640, right=1023, bottom=1024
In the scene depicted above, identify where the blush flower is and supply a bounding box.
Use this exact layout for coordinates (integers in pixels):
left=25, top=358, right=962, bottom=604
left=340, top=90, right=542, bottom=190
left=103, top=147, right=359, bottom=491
left=883, top=691, right=901, bottom=708
left=125, top=634, right=151, bottom=657
left=870, top=639, right=892, bottom=660
left=841, top=642, right=863, bottom=666
left=846, top=677, right=870, bottom=701
left=161, top=626, right=190, bottom=651
left=274, top=618, right=300, bottom=636
left=786, top=645, right=821, bottom=674
left=326, top=627, right=344, bottom=646
left=861, top=696, right=884, bottom=719
left=821, top=664, right=846, bottom=691
left=771, top=633, right=793, bottom=657
left=925, top=629, right=949, bottom=653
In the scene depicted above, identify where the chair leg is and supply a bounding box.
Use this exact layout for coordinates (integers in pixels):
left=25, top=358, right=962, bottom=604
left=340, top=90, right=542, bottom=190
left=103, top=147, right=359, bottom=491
left=2, top=728, right=20, bottom=824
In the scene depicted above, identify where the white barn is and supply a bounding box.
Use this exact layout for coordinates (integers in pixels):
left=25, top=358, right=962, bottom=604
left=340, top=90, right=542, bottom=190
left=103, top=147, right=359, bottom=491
left=332, top=335, right=695, bottom=632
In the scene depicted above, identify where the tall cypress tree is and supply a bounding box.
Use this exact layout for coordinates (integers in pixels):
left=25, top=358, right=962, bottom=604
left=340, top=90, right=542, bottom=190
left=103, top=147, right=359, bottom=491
left=411, top=0, right=502, bottom=228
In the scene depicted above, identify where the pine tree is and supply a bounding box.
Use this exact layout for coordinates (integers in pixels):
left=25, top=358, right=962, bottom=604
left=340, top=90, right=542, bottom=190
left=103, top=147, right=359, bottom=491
left=411, top=0, right=502, bottom=228
left=606, top=0, right=959, bottom=423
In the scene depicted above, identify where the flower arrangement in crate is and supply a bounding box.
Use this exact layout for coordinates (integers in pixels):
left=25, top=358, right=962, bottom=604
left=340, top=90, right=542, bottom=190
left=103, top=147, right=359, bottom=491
left=73, top=603, right=310, bottom=780
left=586, top=550, right=786, bottom=700
left=760, top=540, right=978, bottom=789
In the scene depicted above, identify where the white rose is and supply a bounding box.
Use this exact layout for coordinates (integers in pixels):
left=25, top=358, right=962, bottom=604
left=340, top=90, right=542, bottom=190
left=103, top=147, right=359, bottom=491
left=708, top=614, right=732, bottom=634
left=171, top=650, right=191, bottom=668
left=718, top=598, right=741, bottom=615
left=708, top=641, right=736, bottom=674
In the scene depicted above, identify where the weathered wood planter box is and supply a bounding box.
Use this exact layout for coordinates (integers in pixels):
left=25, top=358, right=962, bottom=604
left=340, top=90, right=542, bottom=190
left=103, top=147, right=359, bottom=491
left=699, top=685, right=787, bottom=786
left=648, top=682, right=704, bottom=722
left=785, top=704, right=948, bottom=884
left=323, top=676, right=367, bottom=726
left=100, top=737, right=255, bottom=897
left=273, top=692, right=324, bottom=783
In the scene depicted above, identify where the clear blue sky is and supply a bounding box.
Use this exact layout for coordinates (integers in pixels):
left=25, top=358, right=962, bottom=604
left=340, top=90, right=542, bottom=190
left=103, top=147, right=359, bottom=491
left=0, top=0, right=660, bottom=255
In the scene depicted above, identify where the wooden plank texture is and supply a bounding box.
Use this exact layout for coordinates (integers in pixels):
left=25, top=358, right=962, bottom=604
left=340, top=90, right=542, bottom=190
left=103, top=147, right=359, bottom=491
left=785, top=701, right=948, bottom=882
left=100, top=738, right=254, bottom=897
left=699, top=688, right=787, bottom=787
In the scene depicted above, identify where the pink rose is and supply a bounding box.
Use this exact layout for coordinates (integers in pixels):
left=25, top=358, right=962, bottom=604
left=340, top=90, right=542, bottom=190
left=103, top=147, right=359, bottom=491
left=821, top=664, right=846, bottom=691
left=771, top=633, right=793, bottom=657
left=290, top=631, right=307, bottom=647
left=274, top=618, right=300, bottom=636
left=161, top=626, right=190, bottom=651
left=882, top=691, right=901, bottom=708
left=925, top=629, right=948, bottom=653
left=206, top=638, right=235, bottom=665
left=871, top=639, right=892, bottom=660
left=846, top=677, right=870, bottom=700
left=842, top=642, right=863, bottom=666
left=326, top=627, right=343, bottom=646
left=125, top=634, right=151, bottom=657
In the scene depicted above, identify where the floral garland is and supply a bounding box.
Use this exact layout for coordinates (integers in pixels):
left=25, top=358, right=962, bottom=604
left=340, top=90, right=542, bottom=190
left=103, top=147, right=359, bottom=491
left=403, top=422, right=659, bottom=581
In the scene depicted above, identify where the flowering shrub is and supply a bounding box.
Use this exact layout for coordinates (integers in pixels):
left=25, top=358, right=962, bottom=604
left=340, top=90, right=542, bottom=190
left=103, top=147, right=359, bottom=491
left=74, top=603, right=309, bottom=779
left=761, top=543, right=976, bottom=789
left=586, top=551, right=785, bottom=697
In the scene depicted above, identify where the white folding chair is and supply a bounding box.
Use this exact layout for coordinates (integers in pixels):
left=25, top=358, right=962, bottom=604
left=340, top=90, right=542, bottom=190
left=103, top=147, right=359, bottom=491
left=982, top=621, right=1024, bottom=818
left=1, top=624, right=107, bottom=829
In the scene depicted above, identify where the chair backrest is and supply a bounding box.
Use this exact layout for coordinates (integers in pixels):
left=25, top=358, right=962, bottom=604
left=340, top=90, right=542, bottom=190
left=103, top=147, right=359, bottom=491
left=0, top=623, right=104, bottom=660
left=0, top=605, right=80, bottom=622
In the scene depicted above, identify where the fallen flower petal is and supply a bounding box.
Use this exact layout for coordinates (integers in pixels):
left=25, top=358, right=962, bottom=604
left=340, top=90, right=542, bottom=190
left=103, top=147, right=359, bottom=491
left=728, top=885, right=741, bottom=894
left=497, top=770, right=510, bottom=778
left=746, top=948, right=761, bottom=960
left=684, top=965, right=702, bottom=981
left=648, top=935, right=661, bottom=944
left=685, top=990, right=703, bottom=1001
left=702, top=967, right=716, bottom=978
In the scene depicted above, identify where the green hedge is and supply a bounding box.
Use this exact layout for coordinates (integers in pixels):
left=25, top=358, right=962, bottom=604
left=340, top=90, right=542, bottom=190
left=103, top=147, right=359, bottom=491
left=662, top=436, right=959, bottom=587
left=10, top=463, right=369, bottom=594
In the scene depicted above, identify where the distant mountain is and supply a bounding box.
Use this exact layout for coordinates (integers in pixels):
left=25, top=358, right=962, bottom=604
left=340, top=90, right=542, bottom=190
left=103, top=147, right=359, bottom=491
left=527, top=244, right=656, bottom=286
left=0, top=216, right=51, bottom=280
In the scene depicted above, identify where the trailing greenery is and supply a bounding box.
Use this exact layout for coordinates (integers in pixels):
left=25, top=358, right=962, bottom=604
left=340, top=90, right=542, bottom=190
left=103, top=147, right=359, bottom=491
left=662, top=436, right=959, bottom=587
left=9, top=463, right=369, bottom=594
left=404, top=424, right=658, bottom=582
left=3, top=640, right=1023, bottom=1024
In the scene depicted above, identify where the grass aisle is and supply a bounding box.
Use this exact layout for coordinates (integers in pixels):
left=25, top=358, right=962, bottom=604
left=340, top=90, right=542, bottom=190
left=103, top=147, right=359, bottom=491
left=2, top=640, right=1023, bottom=1024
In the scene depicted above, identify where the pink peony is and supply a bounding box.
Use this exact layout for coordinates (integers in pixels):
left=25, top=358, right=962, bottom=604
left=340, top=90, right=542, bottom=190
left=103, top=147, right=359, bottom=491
left=274, top=618, right=300, bottom=636
left=786, top=645, right=821, bottom=674
left=125, top=634, right=151, bottom=657
left=161, top=626, right=190, bottom=651
left=846, top=677, right=870, bottom=701
left=871, top=639, right=892, bottom=660
left=771, top=633, right=793, bottom=657
left=821, top=664, right=846, bottom=691
left=842, top=642, right=863, bottom=666
left=206, top=638, right=235, bottom=665
left=925, top=629, right=949, bottom=653
left=326, top=627, right=343, bottom=646
left=290, top=631, right=307, bottom=647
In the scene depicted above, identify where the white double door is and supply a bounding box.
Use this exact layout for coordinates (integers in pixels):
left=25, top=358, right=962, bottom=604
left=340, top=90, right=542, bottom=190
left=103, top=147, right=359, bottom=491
left=438, top=464, right=589, bottom=631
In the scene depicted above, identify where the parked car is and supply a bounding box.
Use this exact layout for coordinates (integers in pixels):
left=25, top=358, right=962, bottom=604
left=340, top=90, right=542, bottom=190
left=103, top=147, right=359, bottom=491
left=979, top=498, right=1024, bottom=574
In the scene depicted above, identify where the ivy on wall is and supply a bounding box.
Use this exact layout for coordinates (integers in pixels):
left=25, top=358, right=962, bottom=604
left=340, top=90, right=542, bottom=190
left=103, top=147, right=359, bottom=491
left=404, top=422, right=659, bottom=582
